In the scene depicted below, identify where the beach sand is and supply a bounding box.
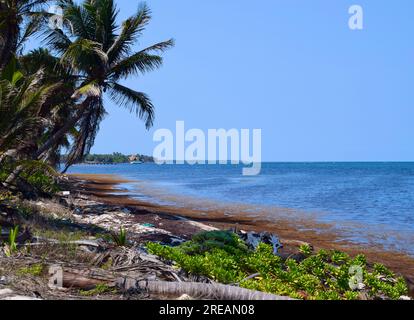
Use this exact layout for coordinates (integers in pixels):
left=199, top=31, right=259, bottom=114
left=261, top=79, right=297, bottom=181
left=69, top=173, right=414, bottom=291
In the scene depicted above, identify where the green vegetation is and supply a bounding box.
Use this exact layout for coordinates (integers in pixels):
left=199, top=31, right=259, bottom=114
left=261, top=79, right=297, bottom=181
left=299, top=243, right=313, bottom=257
left=79, top=284, right=117, bottom=297
left=147, top=231, right=408, bottom=300
left=110, top=227, right=128, bottom=247
left=4, top=226, right=19, bottom=257
left=85, top=153, right=129, bottom=164
left=16, top=263, right=44, bottom=277
left=0, top=190, right=13, bottom=202
left=61, top=152, right=155, bottom=164
left=0, top=161, right=59, bottom=195
left=21, top=164, right=60, bottom=194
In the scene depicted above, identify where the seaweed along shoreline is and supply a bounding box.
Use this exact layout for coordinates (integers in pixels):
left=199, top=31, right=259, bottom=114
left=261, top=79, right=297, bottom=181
left=68, top=173, right=414, bottom=293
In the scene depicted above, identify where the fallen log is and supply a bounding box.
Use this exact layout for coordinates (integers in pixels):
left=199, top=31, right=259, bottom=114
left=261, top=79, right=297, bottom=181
left=62, top=272, right=113, bottom=291
left=55, top=268, right=294, bottom=300
left=50, top=268, right=116, bottom=291
left=119, top=279, right=295, bottom=300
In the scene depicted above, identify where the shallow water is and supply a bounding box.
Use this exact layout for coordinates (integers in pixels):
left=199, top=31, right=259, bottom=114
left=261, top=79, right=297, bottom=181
left=67, top=162, right=414, bottom=256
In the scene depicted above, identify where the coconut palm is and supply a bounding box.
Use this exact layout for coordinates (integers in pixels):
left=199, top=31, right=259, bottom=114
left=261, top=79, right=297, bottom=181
left=0, top=58, right=61, bottom=156
left=1, top=48, right=78, bottom=185
left=18, top=48, right=79, bottom=167
left=0, top=57, right=63, bottom=189
left=0, top=0, right=51, bottom=69
left=37, top=0, right=174, bottom=171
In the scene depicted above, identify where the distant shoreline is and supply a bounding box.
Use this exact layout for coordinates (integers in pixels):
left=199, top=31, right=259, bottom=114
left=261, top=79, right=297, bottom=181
left=62, top=153, right=155, bottom=165
left=75, top=162, right=153, bottom=165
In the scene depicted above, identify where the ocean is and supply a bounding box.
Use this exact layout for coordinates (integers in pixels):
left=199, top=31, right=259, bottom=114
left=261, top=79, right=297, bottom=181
left=67, top=162, right=414, bottom=256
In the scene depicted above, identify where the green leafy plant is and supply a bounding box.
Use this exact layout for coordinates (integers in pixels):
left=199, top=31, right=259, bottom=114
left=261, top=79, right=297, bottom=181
left=4, top=226, right=19, bottom=257
left=181, top=230, right=248, bottom=255
left=19, top=161, right=60, bottom=194
left=299, top=244, right=313, bottom=256
left=147, top=231, right=409, bottom=300
left=111, top=227, right=127, bottom=247
left=330, top=250, right=350, bottom=265
left=0, top=191, right=13, bottom=201
left=16, top=263, right=44, bottom=277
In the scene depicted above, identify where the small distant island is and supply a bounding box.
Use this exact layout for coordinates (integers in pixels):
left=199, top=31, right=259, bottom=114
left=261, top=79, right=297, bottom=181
left=61, top=153, right=155, bottom=165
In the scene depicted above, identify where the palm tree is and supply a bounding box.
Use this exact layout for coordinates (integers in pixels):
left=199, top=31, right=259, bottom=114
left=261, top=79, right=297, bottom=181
left=0, top=57, right=62, bottom=188
left=0, top=0, right=51, bottom=69
left=38, top=0, right=174, bottom=171
left=0, top=58, right=61, bottom=155
left=19, top=48, right=79, bottom=167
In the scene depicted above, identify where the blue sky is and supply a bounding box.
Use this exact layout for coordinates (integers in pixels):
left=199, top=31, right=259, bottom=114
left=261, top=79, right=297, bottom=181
left=35, top=1, right=414, bottom=161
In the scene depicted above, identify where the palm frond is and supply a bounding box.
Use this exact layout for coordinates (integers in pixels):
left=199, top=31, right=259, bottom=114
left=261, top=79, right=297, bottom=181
left=16, top=11, right=47, bottom=51
left=107, top=2, right=151, bottom=64
left=44, top=28, right=73, bottom=54
left=93, top=0, right=119, bottom=51
left=108, top=82, right=154, bottom=129
left=20, top=48, right=72, bottom=80
left=111, top=38, right=174, bottom=80
left=0, top=117, right=46, bottom=152
left=19, top=0, right=51, bottom=13
left=71, top=81, right=101, bottom=99
left=60, top=38, right=107, bottom=71
left=64, top=2, right=94, bottom=40
left=111, top=52, right=162, bottom=80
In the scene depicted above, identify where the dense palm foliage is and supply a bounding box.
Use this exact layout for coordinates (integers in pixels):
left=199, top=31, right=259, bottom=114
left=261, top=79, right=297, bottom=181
left=0, top=57, right=61, bottom=158
left=0, top=0, right=50, bottom=69
left=0, top=0, right=173, bottom=192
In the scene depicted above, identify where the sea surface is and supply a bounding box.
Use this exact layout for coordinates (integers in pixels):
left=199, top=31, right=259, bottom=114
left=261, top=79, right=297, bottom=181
left=67, top=162, right=414, bottom=256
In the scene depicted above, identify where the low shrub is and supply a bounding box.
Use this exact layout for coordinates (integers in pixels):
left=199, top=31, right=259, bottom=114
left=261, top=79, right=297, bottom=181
left=0, top=161, right=59, bottom=194
left=147, top=231, right=408, bottom=300
left=16, top=264, right=44, bottom=277
left=22, top=171, right=59, bottom=194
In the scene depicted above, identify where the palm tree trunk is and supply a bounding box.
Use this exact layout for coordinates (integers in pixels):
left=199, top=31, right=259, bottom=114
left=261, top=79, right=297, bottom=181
left=34, top=114, right=81, bottom=159
left=55, top=268, right=295, bottom=300
left=35, top=97, right=94, bottom=159
left=133, top=280, right=295, bottom=300
left=61, top=164, right=71, bottom=174
left=2, top=165, right=23, bottom=189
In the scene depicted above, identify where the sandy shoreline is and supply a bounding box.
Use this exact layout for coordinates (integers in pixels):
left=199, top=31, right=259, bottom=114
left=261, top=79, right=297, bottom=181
left=69, top=173, right=414, bottom=288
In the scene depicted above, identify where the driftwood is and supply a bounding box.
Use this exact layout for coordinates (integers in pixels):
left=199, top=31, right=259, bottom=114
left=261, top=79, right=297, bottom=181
left=51, top=268, right=117, bottom=291
left=62, top=272, right=114, bottom=290
left=119, top=279, right=295, bottom=300
left=55, top=268, right=293, bottom=300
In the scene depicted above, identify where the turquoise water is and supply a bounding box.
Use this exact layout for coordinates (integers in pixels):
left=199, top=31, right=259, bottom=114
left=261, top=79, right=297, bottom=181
left=68, top=162, right=414, bottom=255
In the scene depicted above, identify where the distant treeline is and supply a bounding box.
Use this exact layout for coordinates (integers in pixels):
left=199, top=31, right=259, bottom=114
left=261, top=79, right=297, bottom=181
left=61, top=153, right=154, bottom=164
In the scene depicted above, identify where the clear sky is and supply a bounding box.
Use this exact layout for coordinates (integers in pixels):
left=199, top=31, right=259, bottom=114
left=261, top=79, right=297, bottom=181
left=38, top=1, right=414, bottom=161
